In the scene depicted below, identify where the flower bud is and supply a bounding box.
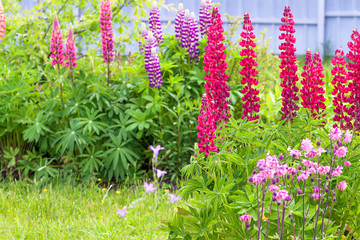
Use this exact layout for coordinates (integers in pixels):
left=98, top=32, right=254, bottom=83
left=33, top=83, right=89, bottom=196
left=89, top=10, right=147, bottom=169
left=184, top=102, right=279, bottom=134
left=246, top=222, right=250, bottom=228
left=298, top=189, right=303, bottom=195
left=253, top=170, right=257, bottom=174
left=317, top=141, right=321, bottom=146
left=287, top=174, right=291, bottom=179
left=333, top=197, right=336, bottom=201
left=337, top=140, right=342, bottom=146
left=325, top=188, right=329, bottom=193
left=279, top=154, right=284, bottom=160
left=248, top=177, right=253, bottom=182
left=277, top=201, right=281, bottom=206
left=311, top=177, right=314, bottom=182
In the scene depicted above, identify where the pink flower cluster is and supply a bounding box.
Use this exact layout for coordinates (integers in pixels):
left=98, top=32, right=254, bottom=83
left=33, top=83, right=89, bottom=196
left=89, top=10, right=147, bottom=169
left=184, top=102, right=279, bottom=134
left=100, top=0, right=114, bottom=63
left=239, top=13, right=260, bottom=122
left=50, top=15, right=64, bottom=66
left=64, top=25, right=77, bottom=71
left=300, top=49, right=326, bottom=119
left=278, top=6, right=299, bottom=122
left=0, top=1, right=5, bottom=41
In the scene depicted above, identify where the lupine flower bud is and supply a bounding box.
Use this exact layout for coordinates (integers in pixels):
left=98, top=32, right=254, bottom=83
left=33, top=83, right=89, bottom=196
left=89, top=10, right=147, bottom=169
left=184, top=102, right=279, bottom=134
left=100, top=0, right=115, bottom=63
left=149, top=1, right=163, bottom=44
left=346, top=29, right=360, bottom=131
left=272, top=197, right=276, bottom=202
left=199, top=0, right=212, bottom=37
left=277, top=201, right=281, bottom=206
left=174, top=3, right=185, bottom=40
left=279, top=6, right=299, bottom=122
left=64, top=25, right=77, bottom=71
left=333, top=192, right=336, bottom=196
left=0, top=0, right=5, bottom=41
left=311, top=177, right=314, bottom=182
left=50, top=14, right=64, bottom=66
left=239, top=13, right=260, bottom=122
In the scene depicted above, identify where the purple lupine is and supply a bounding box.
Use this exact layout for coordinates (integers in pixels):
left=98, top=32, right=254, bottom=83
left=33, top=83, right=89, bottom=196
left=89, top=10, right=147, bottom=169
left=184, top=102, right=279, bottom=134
left=100, top=0, right=114, bottom=63
left=139, top=23, right=148, bottom=54
left=174, top=3, right=185, bottom=40
left=64, top=25, right=77, bottom=72
left=144, top=31, right=157, bottom=71
left=180, top=9, right=190, bottom=49
left=149, top=1, right=163, bottom=44
left=147, top=47, right=163, bottom=88
left=188, top=12, right=200, bottom=60
left=199, top=0, right=212, bottom=37
left=50, top=14, right=64, bottom=66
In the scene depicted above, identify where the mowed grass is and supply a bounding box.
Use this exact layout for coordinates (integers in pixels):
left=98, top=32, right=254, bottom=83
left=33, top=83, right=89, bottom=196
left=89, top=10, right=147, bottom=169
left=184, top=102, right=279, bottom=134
left=0, top=180, right=178, bottom=239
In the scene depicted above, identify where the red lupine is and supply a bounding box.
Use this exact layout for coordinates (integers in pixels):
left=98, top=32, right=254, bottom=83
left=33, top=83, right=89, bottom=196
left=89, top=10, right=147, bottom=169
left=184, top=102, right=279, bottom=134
left=278, top=6, right=299, bottom=122
left=203, top=7, right=231, bottom=125
left=300, top=50, right=326, bottom=119
left=197, top=95, right=218, bottom=156
left=331, top=48, right=351, bottom=129
left=239, top=12, right=260, bottom=122
left=346, top=29, right=360, bottom=131
left=0, top=0, right=5, bottom=41
left=50, top=14, right=64, bottom=66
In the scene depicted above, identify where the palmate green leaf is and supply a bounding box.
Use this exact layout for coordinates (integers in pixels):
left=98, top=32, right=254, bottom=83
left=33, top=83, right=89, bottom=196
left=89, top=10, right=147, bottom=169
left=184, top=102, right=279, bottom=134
left=23, top=110, right=52, bottom=142
left=80, top=146, right=104, bottom=173
left=76, top=108, right=107, bottom=135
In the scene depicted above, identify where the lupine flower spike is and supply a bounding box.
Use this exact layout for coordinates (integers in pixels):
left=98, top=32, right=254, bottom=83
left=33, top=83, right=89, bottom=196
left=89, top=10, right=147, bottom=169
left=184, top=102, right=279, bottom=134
left=149, top=1, right=163, bottom=44
left=139, top=23, right=148, bottom=54
left=239, top=12, right=260, bottom=122
left=312, top=52, right=326, bottom=119
left=148, top=47, right=163, bottom=88
left=100, top=0, right=114, bottom=85
left=199, top=0, right=212, bottom=37
left=0, top=0, right=5, bottom=41
left=64, top=24, right=77, bottom=82
left=174, top=3, right=185, bottom=40
left=331, top=48, right=351, bottom=129
left=279, top=6, right=299, bottom=122
left=179, top=10, right=200, bottom=62
left=346, top=29, right=360, bottom=131
left=50, top=14, right=64, bottom=67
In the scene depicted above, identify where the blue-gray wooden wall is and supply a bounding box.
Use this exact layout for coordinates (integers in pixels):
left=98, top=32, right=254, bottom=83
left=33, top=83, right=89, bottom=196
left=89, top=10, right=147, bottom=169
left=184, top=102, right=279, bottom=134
left=21, top=0, right=360, bottom=56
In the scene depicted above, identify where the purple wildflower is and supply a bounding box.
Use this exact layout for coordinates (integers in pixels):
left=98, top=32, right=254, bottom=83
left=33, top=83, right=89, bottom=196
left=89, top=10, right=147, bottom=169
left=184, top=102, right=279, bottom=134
left=174, top=3, right=185, bottom=40
left=344, top=161, right=351, bottom=167
left=199, top=0, right=212, bottom=37
left=117, top=207, right=128, bottom=217
left=301, top=138, right=313, bottom=152
left=149, top=144, right=165, bottom=163
left=168, top=194, right=181, bottom=203
left=343, top=130, right=353, bottom=143
left=149, top=1, right=163, bottom=44
left=155, top=169, right=167, bottom=178
left=144, top=31, right=157, bottom=71
left=144, top=182, right=157, bottom=193
left=329, top=127, right=342, bottom=141
left=50, top=14, right=64, bottom=66
left=179, top=10, right=199, bottom=61
left=239, top=214, right=252, bottom=222
left=147, top=47, right=163, bottom=88
left=337, top=181, right=347, bottom=191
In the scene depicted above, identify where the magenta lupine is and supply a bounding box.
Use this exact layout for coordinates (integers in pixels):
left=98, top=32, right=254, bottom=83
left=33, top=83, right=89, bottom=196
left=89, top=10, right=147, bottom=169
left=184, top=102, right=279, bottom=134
left=300, top=49, right=314, bottom=110
left=100, top=0, right=114, bottom=63
left=346, top=29, right=360, bottom=132
left=149, top=1, right=163, bottom=44
left=331, top=48, right=351, bottom=129
left=203, top=7, right=231, bottom=124
left=64, top=25, right=77, bottom=75
left=199, top=0, right=212, bottom=37
left=174, top=3, right=185, bottom=40
left=0, top=0, right=5, bottom=41
left=279, top=6, right=299, bottom=122
left=50, top=15, right=64, bottom=66
left=197, top=94, right=218, bottom=156
left=312, top=52, right=326, bottom=118
left=239, top=12, right=260, bottom=122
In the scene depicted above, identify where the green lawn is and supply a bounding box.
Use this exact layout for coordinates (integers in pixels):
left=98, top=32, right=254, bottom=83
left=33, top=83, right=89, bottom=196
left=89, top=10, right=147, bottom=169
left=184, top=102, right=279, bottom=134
left=0, top=180, right=177, bottom=239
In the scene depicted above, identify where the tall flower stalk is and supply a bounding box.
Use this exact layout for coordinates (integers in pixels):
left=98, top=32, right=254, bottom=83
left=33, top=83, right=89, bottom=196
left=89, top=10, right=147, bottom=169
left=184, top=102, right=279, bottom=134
left=174, top=3, right=185, bottom=41
left=278, top=6, right=299, bottom=122
left=199, top=0, right=212, bottom=37
left=239, top=12, right=260, bottom=122
left=100, top=0, right=114, bottom=86
left=50, top=14, right=64, bottom=106
left=0, top=0, right=5, bottom=41
left=64, top=24, right=77, bottom=82
left=149, top=1, right=163, bottom=45
left=346, top=29, right=360, bottom=132
left=179, top=10, right=200, bottom=63
left=331, top=48, right=351, bottom=129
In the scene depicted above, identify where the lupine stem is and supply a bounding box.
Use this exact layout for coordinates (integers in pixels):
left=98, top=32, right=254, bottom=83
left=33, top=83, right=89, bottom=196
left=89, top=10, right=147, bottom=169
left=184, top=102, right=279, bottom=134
left=107, top=60, right=110, bottom=86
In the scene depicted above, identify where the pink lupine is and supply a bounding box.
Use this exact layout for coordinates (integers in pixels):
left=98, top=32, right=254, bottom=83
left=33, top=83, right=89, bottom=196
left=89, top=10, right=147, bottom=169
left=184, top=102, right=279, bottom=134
left=239, top=12, right=260, bottom=122
left=64, top=25, right=77, bottom=73
left=50, top=14, right=64, bottom=66
left=0, top=0, right=5, bottom=41
left=100, top=0, right=115, bottom=63
left=279, top=6, right=299, bottom=122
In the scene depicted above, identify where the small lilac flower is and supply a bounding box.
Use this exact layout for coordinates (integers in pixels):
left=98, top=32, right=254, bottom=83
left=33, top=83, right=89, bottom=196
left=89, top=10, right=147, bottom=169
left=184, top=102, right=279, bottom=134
left=344, top=161, right=351, bottom=167
left=155, top=169, right=167, bottom=178
left=317, top=165, right=330, bottom=175
left=276, top=190, right=289, bottom=201
left=117, top=207, right=128, bottom=217
left=343, top=130, right=353, bottom=143
left=168, top=194, right=181, bottom=203
left=252, top=174, right=263, bottom=185
left=290, top=149, right=301, bottom=159
left=298, top=189, right=303, bottom=194
left=259, top=169, right=275, bottom=179
left=268, top=184, right=280, bottom=192
left=334, top=146, right=347, bottom=158
left=239, top=214, right=252, bottom=222
left=276, top=164, right=287, bottom=176
left=301, top=138, right=313, bottom=152
left=317, top=147, right=327, bottom=156
left=144, top=182, right=157, bottom=193
left=149, top=144, right=165, bottom=163
left=337, top=181, right=347, bottom=191
left=329, top=127, right=342, bottom=141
